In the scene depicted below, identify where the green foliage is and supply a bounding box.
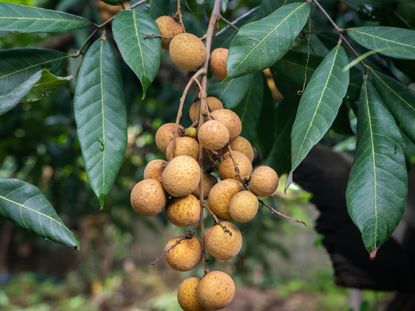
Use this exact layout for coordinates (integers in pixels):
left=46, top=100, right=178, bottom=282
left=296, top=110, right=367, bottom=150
left=346, top=80, right=407, bottom=253
left=0, top=178, right=79, bottom=248
left=207, top=74, right=253, bottom=108
left=74, top=37, right=127, bottom=208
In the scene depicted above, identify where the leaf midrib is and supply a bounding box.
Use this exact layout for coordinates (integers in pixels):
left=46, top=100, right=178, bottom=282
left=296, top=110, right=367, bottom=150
left=99, top=39, right=106, bottom=194
left=131, top=10, right=146, bottom=78
left=235, top=3, right=307, bottom=71
left=351, top=29, right=415, bottom=50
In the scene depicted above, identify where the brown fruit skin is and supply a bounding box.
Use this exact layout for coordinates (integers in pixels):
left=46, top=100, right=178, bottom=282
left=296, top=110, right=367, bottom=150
left=165, top=236, right=202, bottom=271
left=208, top=179, right=242, bottom=219
left=155, top=16, right=184, bottom=49
left=205, top=221, right=242, bottom=260
left=166, top=136, right=199, bottom=161
left=219, top=151, right=252, bottom=182
left=143, top=159, right=166, bottom=181
left=130, top=179, right=166, bottom=216
left=167, top=194, right=201, bottom=227
left=97, top=1, right=129, bottom=17
left=198, top=120, right=230, bottom=151
left=169, top=33, right=207, bottom=71
left=249, top=166, right=279, bottom=197
left=177, top=277, right=204, bottom=311
left=229, top=190, right=259, bottom=223
left=155, top=123, right=183, bottom=153
left=197, top=271, right=235, bottom=310
left=193, top=173, right=217, bottom=199
left=210, top=48, right=228, bottom=80
left=229, top=136, right=254, bottom=162
left=189, top=97, right=223, bottom=123
left=211, top=109, right=242, bottom=139
left=162, top=155, right=201, bottom=197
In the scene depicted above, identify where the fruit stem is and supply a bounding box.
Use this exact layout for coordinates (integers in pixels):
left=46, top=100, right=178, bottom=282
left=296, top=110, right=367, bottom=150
left=227, top=145, right=245, bottom=186
left=259, top=199, right=307, bottom=227
left=176, top=0, right=186, bottom=32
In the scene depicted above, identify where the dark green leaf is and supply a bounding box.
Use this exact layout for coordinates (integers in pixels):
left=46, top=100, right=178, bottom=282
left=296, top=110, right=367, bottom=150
left=0, top=178, right=79, bottom=248
left=208, top=74, right=254, bottom=108
left=290, top=44, right=350, bottom=181
left=0, top=69, right=70, bottom=115
left=371, top=69, right=415, bottom=143
left=227, top=2, right=310, bottom=77
left=346, top=79, right=407, bottom=254
left=0, top=2, right=91, bottom=33
left=150, top=0, right=174, bottom=19
left=0, top=48, right=67, bottom=95
left=74, top=37, right=127, bottom=207
left=113, top=8, right=161, bottom=98
left=348, top=26, right=415, bottom=60
left=234, top=72, right=264, bottom=142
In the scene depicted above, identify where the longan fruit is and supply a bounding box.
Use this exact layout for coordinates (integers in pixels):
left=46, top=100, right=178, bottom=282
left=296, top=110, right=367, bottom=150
left=184, top=127, right=198, bottom=138
left=189, top=97, right=224, bottom=123
left=155, top=123, right=183, bottom=153
left=169, top=33, right=207, bottom=71
left=193, top=173, right=217, bottom=199
left=177, top=277, right=204, bottom=311
left=143, top=159, right=166, bottom=181
left=249, top=166, right=279, bottom=197
left=130, top=179, right=166, bottom=216
left=197, top=271, right=235, bottom=310
left=208, top=179, right=242, bottom=219
left=166, top=136, right=199, bottom=161
left=198, top=120, right=229, bottom=151
left=219, top=151, right=252, bottom=181
left=205, top=221, right=242, bottom=260
left=97, top=1, right=129, bottom=17
left=229, top=190, right=259, bottom=223
left=210, top=48, right=228, bottom=80
left=165, top=236, right=202, bottom=271
left=155, top=16, right=184, bottom=49
left=211, top=109, right=242, bottom=139
left=162, top=155, right=201, bottom=197
left=229, top=136, right=254, bottom=162
left=167, top=194, right=201, bottom=227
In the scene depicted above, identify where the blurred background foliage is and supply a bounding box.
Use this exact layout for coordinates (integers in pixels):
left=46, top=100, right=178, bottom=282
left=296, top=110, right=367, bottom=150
left=1, top=0, right=413, bottom=309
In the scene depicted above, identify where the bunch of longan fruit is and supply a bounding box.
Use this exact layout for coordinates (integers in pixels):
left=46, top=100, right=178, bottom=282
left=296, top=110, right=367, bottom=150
left=130, top=14, right=279, bottom=311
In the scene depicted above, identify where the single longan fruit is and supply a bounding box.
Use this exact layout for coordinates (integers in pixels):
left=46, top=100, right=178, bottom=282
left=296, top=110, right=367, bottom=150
left=208, top=179, right=242, bottom=219
left=167, top=194, right=201, bottom=227
left=193, top=173, right=217, bottom=199
left=155, top=16, right=184, bottom=49
left=169, top=33, right=207, bottom=71
left=143, top=159, right=166, bottom=181
left=249, top=166, right=279, bottom=197
left=197, top=271, right=235, bottom=310
left=177, top=277, right=204, bottom=311
left=229, top=190, right=259, bottom=223
left=189, top=97, right=224, bottom=123
left=130, top=179, right=166, bottom=216
left=198, top=120, right=230, bottom=151
left=166, top=136, right=199, bottom=161
left=219, top=151, right=252, bottom=182
left=97, top=1, right=129, bottom=16
left=162, top=155, right=201, bottom=197
left=205, top=221, right=242, bottom=260
left=211, top=109, right=242, bottom=139
left=229, top=136, right=254, bottom=162
left=184, top=127, right=198, bottom=138
left=155, top=123, right=183, bottom=153
left=210, top=48, right=228, bottom=80
left=165, top=236, right=202, bottom=271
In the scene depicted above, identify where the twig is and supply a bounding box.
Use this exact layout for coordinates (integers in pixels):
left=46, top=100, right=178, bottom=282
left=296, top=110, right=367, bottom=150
left=176, top=0, right=186, bottom=32
left=219, top=14, right=240, bottom=31
left=148, top=230, right=194, bottom=269
left=260, top=199, right=307, bottom=227
left=216, top=7, right=258, bottom=37
left=72, top=28, right=99, bottom=58
left=96, top=0, right=147, bottom=28
left=204, top=203, right=220, bottom=224
left=312, top=0, right=344, bottom=33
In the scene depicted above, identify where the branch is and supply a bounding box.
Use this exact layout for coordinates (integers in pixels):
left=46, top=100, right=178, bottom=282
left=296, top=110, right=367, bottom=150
left=260, top=199, right=307, bottom=227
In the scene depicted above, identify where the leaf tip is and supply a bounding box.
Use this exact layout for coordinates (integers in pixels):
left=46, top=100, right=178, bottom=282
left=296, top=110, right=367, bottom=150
left=99, top=194, right=105, bottom=209
left=284, top=171, right=293, bottom=193
left=369, top=248, right=378, bottom=261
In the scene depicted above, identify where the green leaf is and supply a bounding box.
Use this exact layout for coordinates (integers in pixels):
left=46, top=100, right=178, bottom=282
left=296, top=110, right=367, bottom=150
left=113, top=8, right=161, bottom=98
left=150, top=0, right=173, bottom=19
left=208, top=74, right=254, bottom=108
left=0, top=3, right=91, bottom=33
left=348, top=26, right=415, bottom=60
left=371, top=69, right=415, bottom=143
left=346, top=80, right=407, bottom=255
left=0, top=178, right=79, bottom=248
left=227, top=2, right=310, bottom=78
left=74, top=37, right=127, bottom=207
left=0, top=48, right=67, bottom=95
left=0, top=69, right=70, bottom=115
left=234, top=72, right=264, bottom=141
left=289, top=44, right=350, bottom=182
